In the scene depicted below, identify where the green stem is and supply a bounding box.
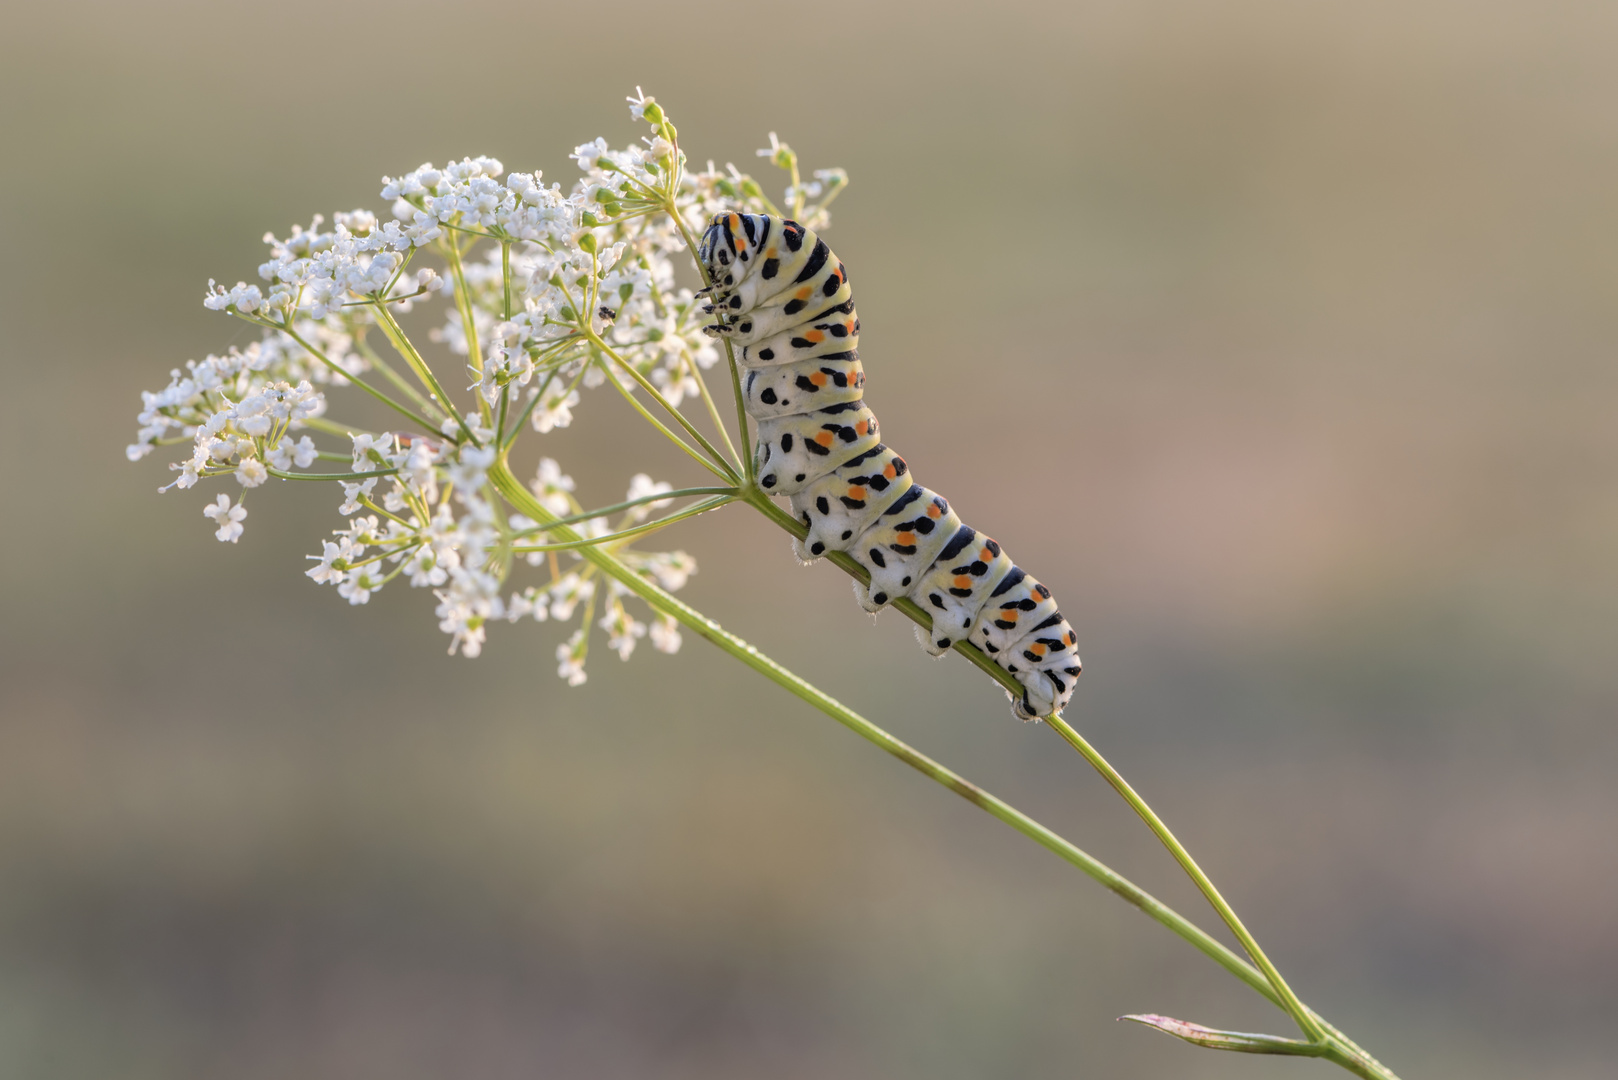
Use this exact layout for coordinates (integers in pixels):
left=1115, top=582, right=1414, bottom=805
left=443, top=232, right=488, bottom=428
left=592, top=356, right=737, bottom=482
left=299, top=415, right=375, bottom=439
left=509, top=494, right=734, bottom=553
left=736, top=487, right=1399, bottom=1078
left=510, top=486, right=738, bottom=537
left=272, top=323, right=426, bottom=432
left=585, top=330, right=737, bottom=476
left=373, top=306, right=480, bottom=446
left=1047, top=714, right=1326, bottom=1043
left=267, top=466, right=400, bottom=482
left=356, top=336, right=445, bottom=421
left=486, top=457, right=1278, bottom=1015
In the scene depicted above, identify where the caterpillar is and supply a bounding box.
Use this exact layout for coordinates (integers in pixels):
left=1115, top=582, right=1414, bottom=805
left=698, top=212, right=1081, bottom=720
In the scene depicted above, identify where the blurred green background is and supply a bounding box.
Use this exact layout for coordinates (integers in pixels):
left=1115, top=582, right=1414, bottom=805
left=3, top=1, right=1616, bottom=1077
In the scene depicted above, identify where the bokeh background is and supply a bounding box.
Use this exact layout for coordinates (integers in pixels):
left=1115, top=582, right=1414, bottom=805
left=3, top=1, right=1616, bottom=1077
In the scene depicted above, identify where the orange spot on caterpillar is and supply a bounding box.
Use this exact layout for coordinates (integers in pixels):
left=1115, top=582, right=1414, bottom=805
left=814, top=431, right=834, bottom=446
left=854, top=420, right=869, bottom=435
left=804, top=329, right=824, bottom=344
left=796, top=286, right=812, bottom=300
left=979, top=547, right=993, bottom=562
left=895, top=531, right=916, bottom=546
left=884, top=465, right=897, bottom=478
left=809, top=372, right=828, bottom=386
left=847, top=485, right=867, bottom=500
left=953, top=575, right=973, bottom=590
left=1029, top=642, right=1047, bottom=657
left=926, top=503, right=942, bottom=518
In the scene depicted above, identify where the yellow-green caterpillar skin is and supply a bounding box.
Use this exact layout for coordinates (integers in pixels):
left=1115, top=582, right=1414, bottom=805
left=698, top=212, right=1081, bottom=720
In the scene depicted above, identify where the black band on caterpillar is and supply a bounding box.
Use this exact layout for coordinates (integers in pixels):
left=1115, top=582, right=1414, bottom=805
left=699, top=212, right=1080, bottom=720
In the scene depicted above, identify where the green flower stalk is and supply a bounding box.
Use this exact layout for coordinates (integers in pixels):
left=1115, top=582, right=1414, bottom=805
left=128, top=87, right=1399, bottom=1080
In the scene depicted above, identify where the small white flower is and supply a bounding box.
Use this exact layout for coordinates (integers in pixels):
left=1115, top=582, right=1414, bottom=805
left=506, top=585, right=550, bottom=623
left=447, top=444, right=497, bottom=493
left=532, top=457, right=576, bottom=516
left=351, top=432, right=389, bottom=472
left=530, top=386, right=579, bottom=434
left=649, top=614, right=682, bottom=654
left=644, top=550, right=696, bottom=592
left=548, top=573, right=595, bottom=620
left=623, top=473, right=673, bottom=524
left=235, top=458, right=268, bottom=487
left=305, top=539, right=350, bottom=584
left=556, top=627, right=588, bottom=686
left=338, top=564, right=384, bottom=605
left=203, top=494, right=247, bottom=543
left=626, top=87, right=654, bottom=122
left=338, top=477, right=378, bottom=515
left=601, top=601, right=646, bottom=661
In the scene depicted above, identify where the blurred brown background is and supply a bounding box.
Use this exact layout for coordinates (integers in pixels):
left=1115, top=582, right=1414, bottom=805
left=3, top=1, right=1616, bottom=1077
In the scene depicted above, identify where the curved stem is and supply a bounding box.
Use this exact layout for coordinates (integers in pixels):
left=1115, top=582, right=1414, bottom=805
left=486, top=457, right=1283, bottom=1010
left=1046, top=714, right=1326, bottom=1043
left=509, top=494, right=735, bottom=552
left=736, top=487, right=1399, bottom=1077
left=510, top=486, right=738, bottom=536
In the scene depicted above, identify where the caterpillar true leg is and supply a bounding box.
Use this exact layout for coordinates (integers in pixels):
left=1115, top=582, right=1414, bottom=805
left=699, top=212, right=1080, bottom=721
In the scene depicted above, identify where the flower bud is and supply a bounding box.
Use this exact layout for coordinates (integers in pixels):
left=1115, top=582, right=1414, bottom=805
left=641, top=101, right=665, bottom=125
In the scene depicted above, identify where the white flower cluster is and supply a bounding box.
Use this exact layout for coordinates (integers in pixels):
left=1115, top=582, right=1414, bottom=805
left=131, top=88, right=847, bottom=689
left=206, top=211, right=444, bottom=323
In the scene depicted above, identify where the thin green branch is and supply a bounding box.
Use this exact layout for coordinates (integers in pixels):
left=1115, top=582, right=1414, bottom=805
left=682, top=348, right=741, bottom=466
left=1048, top=715, right=1327, bottom=1043
left=267, top=466, right=400, bottom=482
left=586, top=330, right=738, bottom=476
left=738, top=481, right=1399, bottom=1078
left=592, top=357, right=737, bottom=482
left=510, top=486, right=738, bottom=537
left=509, top=494, right=735, bottom=553
left=298, top=415, right=375, bottom=439
left=485, top=457, right=1282, bottom=1011
left=266, top=320, right=427, bottom=432
left=355, top=335, right=445, bottom=421
left=372, top=306, right=480, bottom=446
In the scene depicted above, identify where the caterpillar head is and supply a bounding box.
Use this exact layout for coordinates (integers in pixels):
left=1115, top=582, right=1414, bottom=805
left=697, top=212, right=766, bottom=285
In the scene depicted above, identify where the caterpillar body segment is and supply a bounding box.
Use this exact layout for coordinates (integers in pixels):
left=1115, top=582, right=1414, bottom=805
left=741, top=354, right=865, bottom=420
left=754, top=401, right=880, bottom=494
left=788, top=443, right=911, bottom=561
left=911, top=528, right=1016, bottom=656
left=699, top=212, right=1080, bottom=721
left=848, top=486, right=962, bottom=613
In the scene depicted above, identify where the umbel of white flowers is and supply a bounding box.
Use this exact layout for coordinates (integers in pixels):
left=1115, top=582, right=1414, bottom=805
left=128, top=88, right=847, bottom=687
